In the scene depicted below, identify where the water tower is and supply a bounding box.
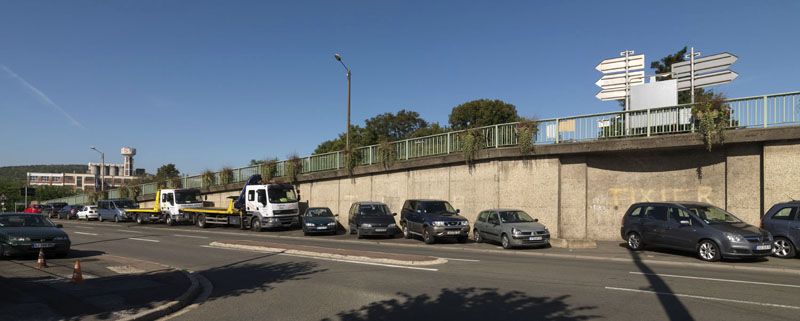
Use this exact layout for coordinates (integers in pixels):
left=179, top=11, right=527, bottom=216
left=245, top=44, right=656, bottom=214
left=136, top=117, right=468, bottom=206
left=121, top=147, right=136, bottom=177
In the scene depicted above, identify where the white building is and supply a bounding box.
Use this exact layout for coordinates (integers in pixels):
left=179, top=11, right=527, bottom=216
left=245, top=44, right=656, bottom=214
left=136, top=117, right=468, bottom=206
left=27, top=147, right=141, bottom=191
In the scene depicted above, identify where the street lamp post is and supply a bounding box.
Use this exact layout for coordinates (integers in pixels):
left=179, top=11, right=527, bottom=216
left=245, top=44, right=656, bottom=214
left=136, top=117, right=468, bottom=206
left=90, top=146, right=105, bottom=192
left=334, top=53, right=352, bottom=159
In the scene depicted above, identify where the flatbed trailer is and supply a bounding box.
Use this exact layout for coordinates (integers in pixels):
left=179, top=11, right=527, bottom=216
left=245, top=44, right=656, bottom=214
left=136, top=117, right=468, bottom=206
left=180, top=197, right=243, bottom=228
left=125, top=190, right=163, bottom=224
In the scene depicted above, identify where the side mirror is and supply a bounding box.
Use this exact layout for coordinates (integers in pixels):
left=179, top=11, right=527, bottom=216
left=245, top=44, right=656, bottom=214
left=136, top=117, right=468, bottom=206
left=416, top=209, right=422, bottom=214
left=392, top=213, right=397, bottom=216
left=334, top=214, right=339, bottom=217
left=56, top=224, right=63, bottom=228
left=456, top=209, right=461, bottom=214
left=679, top=220, right=691, bottom=226
left=534, top=218, right=539, bottom=222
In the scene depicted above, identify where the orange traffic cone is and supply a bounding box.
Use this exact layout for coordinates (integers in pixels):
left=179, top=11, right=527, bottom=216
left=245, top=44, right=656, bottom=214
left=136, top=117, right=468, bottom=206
left=71, top=260, right=84, bottom=283
left=36, top=248, right=48, bottom=269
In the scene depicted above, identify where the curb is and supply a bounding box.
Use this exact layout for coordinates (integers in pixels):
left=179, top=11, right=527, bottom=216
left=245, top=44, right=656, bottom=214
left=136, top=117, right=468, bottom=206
left=209, top=241, right=448, bottom=266
left=116, top=270, right=202, bottom=321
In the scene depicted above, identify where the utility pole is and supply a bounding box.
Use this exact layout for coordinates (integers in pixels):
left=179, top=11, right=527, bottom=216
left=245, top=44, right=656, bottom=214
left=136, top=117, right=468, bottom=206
left=91, top=146, right=105, bottom=192
left=686, top=47, right=702, bottom=104
left=334, top=54, right=352, bottom=158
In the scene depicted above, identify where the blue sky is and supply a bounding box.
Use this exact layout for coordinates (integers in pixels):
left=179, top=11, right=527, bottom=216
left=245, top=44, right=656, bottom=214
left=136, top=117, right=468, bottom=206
left=1, top=0, right=797, bottom=174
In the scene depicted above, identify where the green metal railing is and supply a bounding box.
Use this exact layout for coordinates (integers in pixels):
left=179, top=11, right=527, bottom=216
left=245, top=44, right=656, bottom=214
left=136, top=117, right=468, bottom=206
left=45, top=91, right=800, bottom=205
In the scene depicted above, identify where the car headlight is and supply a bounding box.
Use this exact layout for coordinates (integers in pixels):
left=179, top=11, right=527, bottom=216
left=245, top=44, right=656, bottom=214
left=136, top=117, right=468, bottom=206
left=9, top=236, right=30, bottom=242
left=327, top=222, right=337, bottom=226
left=512, top=228, right=522, bottom=235
left=544, top=228, right=550, bottom=234
left=459, top=221, right=468, bottom=226
left=305, top=223, right=315, bottom=227
left=725, top=232, right=744, bottom=243
left=388, top=223, right=397, bottom=228
left=54, top=236, right=69, bottom=241
left=432, top=221, right=445, bottom=227
left=361, top=223, right=372, bottom=228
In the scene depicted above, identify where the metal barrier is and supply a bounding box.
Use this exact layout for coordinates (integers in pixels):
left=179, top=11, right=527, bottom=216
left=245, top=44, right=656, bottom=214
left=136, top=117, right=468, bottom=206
left=43, top=91, right=800, bottom=205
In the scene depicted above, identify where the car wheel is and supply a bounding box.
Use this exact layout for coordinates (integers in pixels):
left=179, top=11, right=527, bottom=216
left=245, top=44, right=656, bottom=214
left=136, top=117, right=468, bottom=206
left=356, top=229, right=363, bottom=239
left=698, top=240, right=721, bottom=262
left=114, top=215, right=120, bottom=223
left=402, top=223, right=412, bottom=239
left=349, top=224, right=356, bottom=235
left=473, top=229, right=483, bottom=243
left=772, top=237, right=796, bottom=258
left=98, top=215, right=103, bottom=222
left=501, top=234, right=512, bottom=249
left=251, top=217, right=262, bottom=232
left=457, top=236, right=468, bottom=243
left=197, top=215, right=207, bottom=228
left=626, top=232, right=644, bottom=251
left=423, top=227, right=435, bottom=244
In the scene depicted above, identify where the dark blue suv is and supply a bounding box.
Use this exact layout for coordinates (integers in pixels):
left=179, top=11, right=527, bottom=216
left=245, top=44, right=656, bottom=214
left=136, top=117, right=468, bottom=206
left=400, top=199, right=469, bottom=244
left=761, top=201, right=800, bottom=258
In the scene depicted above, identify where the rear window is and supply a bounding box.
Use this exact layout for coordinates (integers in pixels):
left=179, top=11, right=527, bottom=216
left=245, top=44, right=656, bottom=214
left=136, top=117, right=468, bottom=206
left=628, top=206, right=643, bottom=217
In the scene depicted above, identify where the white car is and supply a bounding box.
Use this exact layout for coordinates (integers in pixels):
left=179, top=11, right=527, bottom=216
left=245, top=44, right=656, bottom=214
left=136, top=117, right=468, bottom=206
left=77, top=205, right=99, bottom=220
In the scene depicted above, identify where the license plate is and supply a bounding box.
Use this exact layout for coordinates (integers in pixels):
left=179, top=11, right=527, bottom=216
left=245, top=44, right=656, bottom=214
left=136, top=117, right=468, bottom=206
left=32, top=243, right=55, bottom=249
left=756, top=244, right=771, bottom=250
left=446, top=231, right=461, bottom=235
left=375, top=228, right=387, bottom=232
left=529, top=236, right=543, bottom=241
left=316, top=226, right=328, bottom=230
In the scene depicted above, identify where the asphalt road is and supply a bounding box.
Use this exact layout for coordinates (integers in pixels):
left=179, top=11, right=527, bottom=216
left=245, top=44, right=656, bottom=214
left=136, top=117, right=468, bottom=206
left=55, top=219, right=800, bottom=321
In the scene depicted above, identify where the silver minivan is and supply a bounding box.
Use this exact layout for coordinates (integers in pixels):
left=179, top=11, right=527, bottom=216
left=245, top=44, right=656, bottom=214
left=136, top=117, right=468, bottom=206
left=97, top=199, right=138, bottom=222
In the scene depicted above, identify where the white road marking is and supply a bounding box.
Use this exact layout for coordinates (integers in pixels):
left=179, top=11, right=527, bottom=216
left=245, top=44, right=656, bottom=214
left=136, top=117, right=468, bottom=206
left=74, top=226, right=94, bottom=229
left=129, top=237, right=160, bottom=243
left=73, top=232, right=98, bottom=236
left=438, top=257, right=480, bottom=262
left=200, top=245, right=439, bottom=272
left=173, top=234, right=209, bottom=239
left=117, top=229, right=144, bottom=233
left=605, top=286, right=800, bottom=310
left=629, top=272, right=800, bottom=289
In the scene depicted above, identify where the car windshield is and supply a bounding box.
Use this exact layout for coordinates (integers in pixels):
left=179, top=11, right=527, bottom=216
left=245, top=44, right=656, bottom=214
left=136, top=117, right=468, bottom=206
left=113, top=200, right=138, bottom=209
left=0, top=215, right=55, bottom=228
left=499, top=211, right=536, bottom=223
left=268, top=187, right=298, bottom=204
left=687, top=205, right=743, bottom=224
left=175, top=190, right=202, bottom=204
left=306, top=208, right=333, bottom=217
left=358, top=204, right=391, bottom=216
left=418, top=202, right=456, bottom=215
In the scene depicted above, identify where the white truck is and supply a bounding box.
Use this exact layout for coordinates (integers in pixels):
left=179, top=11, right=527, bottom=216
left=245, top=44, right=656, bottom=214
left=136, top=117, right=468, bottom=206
left=126, top=188, right=204, bottom=225
left=182, top=175, right=301, bottom=231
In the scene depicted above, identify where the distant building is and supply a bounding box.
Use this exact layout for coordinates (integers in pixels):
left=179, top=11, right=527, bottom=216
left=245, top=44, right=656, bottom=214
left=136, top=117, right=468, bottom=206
left=27, top=147, right=144, bottom=191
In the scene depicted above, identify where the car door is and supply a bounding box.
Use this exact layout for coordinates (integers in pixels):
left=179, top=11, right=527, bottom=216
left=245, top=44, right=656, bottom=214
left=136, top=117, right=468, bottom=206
left=787, top=207, right=800, bottom=244
left=662, top=206, right=697, bottom=250
left=767, top=206, right=796, bottom=240
left=408, top=201, right=421, bottom=233
left=475, top=211, right=488, bottom=237
left=485, top=212, right=502, bottom=241
left=641, top=205, right=668, bottom=245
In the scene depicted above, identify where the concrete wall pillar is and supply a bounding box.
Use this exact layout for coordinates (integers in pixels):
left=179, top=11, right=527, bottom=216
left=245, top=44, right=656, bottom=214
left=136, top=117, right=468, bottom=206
left=559, top=156, right=587, bottom=240
left=725, top=144, right=762, bottom=223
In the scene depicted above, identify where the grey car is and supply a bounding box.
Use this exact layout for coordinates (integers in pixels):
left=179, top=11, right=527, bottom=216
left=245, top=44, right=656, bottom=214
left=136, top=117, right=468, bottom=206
left=0, top=213, right=70, bottom=258
left=621, top=202, right=773, bottom=262
left=473, top=209, right=550, bottom=249
left=761, top=201, right=800, bottom=258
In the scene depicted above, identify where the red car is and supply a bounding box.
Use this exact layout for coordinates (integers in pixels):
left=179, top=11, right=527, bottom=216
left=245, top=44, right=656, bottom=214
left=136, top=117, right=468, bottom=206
left=23, top=205, right=42, bottom=214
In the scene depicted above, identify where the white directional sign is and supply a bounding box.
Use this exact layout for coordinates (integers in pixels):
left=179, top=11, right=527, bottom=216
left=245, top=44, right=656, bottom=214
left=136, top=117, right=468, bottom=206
left=595, top=88, right=629, bottom=101
left=672, top=52, right=737, bottom=78
left=676, top=70, right=738, bottom=91
left=595, top=54, right=645, bottom=74
left=595, top=70, right=645, bottom=89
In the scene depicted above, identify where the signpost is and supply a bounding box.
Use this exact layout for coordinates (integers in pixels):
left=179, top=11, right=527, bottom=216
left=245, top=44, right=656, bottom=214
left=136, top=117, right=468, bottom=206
left=595, top=51, right=645, bottom=110
left=0, top=194, right=6, bottom=212
left=671, top=49, right=738, bottom=103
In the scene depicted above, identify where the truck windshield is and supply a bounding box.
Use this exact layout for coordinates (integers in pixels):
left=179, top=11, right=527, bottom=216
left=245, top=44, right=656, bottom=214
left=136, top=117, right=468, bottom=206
left=175, top=190, right=202, bottom=204
left=268, top=187, right=298, bottom=204
left=113, top=200, right=138, bottom=209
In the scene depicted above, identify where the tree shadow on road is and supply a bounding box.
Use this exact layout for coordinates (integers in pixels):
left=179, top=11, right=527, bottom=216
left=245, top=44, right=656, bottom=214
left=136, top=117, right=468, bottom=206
left=323, top=287, right=600, bottom=321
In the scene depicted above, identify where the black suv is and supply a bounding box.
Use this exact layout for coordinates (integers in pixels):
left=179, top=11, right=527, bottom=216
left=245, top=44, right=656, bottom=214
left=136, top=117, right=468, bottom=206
left=400, top=199, right=469, bottom=244
left=620, top=202, right=773, bottom=262
left=347, top=202, right=398, bottom=238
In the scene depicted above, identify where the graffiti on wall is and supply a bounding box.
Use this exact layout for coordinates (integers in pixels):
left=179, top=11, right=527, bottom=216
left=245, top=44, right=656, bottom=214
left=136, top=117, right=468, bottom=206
left=600, top=186, right=714, bottom=211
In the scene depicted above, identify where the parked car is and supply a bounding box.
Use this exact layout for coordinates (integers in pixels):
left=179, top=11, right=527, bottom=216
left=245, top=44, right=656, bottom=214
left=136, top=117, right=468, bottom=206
left=57, top=205, right=80, bottom=220
left=45, top=202, right=68, bottom=218
left=621, top=202, right=773, bottom=262
left=761, top=201, right=800, bottom=258
left=39, top=204, right=55, bottom=218
left=473, top=209, right=550, bottom=249
left=0, top=213, right=70, bottom=258
left=347, top=202, right=398, bottom=238
left=302, top=207, right=338, bottom=235
left=400, top=199, right=469, bottom=244
left=77, top=205, right=99, bottom=221
left=97, top=198, right=138, bottom=222
left=23, top=204, right=42, bottom=214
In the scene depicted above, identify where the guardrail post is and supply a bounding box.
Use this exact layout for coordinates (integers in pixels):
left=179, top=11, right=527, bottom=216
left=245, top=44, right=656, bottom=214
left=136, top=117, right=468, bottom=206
left=446, top=132, right=451, bottom=154
left=763, top=96, right=768, bottom=128
left=335, top=151, right=340, bottom=169
left=646, top=108, right=651, bottom=137
left=405, top=140, right=410, bottom=160
left=554, top=118, right=560, bottom=144
left=494, top=125, right=500, bottom=148
left=368, top=147, right=373, bottom=165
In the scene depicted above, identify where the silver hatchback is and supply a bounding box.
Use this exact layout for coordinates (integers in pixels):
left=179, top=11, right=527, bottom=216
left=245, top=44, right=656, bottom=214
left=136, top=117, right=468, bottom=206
left=473, top=209, right=550, bottom=249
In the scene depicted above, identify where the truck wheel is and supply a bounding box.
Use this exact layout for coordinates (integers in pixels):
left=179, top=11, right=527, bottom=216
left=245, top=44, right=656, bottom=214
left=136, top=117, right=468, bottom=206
left=197, top=215, right=207, bottom=228
left=136, top=215, right=145, bottom=225
left=166, top=216, right=175, bottom=226
left=251, top=218, right=262, bottom=232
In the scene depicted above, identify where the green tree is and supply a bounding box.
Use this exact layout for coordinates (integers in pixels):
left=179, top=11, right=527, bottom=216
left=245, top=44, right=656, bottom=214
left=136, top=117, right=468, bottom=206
left=313, top=125, right=368, bottom=154
left=155, top=164, right=180, bottom=182
left=410, top=122, right=448, bottom=138
left=449, top=99, right=519, bottom=130
left=364, top=110, right=429, bottom=143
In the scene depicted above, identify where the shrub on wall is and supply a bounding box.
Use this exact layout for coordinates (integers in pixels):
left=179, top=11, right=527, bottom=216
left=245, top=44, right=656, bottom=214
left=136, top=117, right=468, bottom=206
left=460, top=128, right=484, bottom=165
left=201, top=170, right=216, bottom=187
left=285, top=154, right=303, bottom=184
left=692, top=92, right=731, bottom=151
left=516, top=117, right=539, bottom=154
left=220, top=167, right=235, bottom=185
